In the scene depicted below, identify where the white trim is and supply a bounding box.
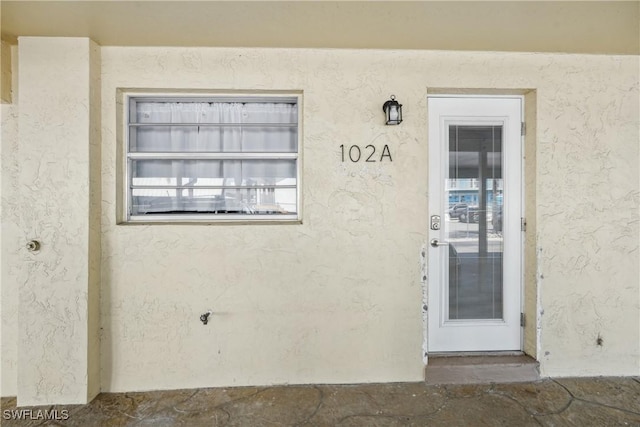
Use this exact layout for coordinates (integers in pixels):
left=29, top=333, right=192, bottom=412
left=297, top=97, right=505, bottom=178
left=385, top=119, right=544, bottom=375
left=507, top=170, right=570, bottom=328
left=426, top=95, right=524, bottom=353
left=120, top=91, right=303, bottom=224
left=427, top=94, right=525, bottom=100
left=128, top=152, right=298, bottom=160
left=126, top=214, right=300, bottom=224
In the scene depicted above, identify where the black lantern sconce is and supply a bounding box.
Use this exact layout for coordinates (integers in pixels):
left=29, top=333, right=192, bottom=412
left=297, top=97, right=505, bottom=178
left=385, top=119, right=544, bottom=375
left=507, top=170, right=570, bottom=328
left=382, top=95, right=403, bottom=125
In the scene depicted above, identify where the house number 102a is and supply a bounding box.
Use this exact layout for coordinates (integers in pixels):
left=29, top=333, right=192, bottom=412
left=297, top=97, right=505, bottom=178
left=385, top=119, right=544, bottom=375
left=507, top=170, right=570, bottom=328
left=340, top=144, right=393, bottom=162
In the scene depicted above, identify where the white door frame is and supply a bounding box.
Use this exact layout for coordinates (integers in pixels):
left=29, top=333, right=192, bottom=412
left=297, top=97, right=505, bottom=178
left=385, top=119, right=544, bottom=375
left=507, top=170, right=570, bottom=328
left=427, top=95, right=524, bottom=353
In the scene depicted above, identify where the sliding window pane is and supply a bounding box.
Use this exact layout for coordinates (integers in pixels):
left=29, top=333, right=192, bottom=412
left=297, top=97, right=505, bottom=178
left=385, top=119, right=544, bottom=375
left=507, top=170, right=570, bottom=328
left=131, top=187, right=297, bottom=215
left=131, top=160, right=296, bottom=187
left=130, top=126, right=297, bottom=153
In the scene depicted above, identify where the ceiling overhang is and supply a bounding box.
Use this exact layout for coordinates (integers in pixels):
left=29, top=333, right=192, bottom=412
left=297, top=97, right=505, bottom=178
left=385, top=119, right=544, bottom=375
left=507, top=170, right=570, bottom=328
left=1, top=1, right=639, bottom=55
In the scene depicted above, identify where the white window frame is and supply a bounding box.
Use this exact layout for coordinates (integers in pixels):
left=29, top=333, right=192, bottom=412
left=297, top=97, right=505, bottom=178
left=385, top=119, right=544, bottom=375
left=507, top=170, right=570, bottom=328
left=118, top=91, right=302, bottom=224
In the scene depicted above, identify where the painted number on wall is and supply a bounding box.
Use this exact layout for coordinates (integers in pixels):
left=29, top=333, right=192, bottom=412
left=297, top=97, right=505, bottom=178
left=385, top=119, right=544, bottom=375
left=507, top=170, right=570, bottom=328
left=340, top=144, right=392, bottom=162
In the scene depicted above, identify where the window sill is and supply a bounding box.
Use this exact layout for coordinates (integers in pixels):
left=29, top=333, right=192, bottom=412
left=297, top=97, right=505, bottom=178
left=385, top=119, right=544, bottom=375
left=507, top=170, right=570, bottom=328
left=118, top=214, right=302, bottom=225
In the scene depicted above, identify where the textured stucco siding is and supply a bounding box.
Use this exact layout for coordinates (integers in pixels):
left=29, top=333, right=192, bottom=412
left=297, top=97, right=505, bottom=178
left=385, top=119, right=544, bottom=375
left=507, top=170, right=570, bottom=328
left=1, top=43, right=638, bottom=398
left=100, top=47, right=638, bottom=390
left=1, top=44, right=19, bottom=397
left=5, top=38, right=101, bottom=404
left=534, top=57, right=639, bottom=375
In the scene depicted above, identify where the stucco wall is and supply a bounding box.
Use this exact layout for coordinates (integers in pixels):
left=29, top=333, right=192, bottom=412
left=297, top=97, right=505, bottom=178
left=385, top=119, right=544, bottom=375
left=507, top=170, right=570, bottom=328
left=1, top=44, right=19, bottom=397
left=100, top=48, right=430, bottom=391
left=534, top=56, right=639, bottom=375
left=2, top=43, right=638, bottom=397
left=12, top=38, right=101, bottom=405
left=99, top=47, right=638, bottom=391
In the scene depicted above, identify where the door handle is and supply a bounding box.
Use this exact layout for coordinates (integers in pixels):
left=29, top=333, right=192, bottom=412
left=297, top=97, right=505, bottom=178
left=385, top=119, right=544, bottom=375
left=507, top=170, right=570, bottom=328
left=430, top=238, right=448, bottom=248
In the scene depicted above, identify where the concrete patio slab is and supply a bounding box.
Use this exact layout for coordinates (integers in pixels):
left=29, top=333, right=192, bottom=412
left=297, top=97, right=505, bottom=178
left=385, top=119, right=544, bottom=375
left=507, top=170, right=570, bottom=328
left=2, top=377, right=639, bottom=426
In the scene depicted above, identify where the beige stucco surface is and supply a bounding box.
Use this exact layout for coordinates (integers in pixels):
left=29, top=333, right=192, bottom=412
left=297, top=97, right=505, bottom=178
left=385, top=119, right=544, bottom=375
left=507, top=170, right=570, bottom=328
left=6, top=38, right=101, bottom=404
left=2, top=1, right=639, bottom=55
left=1, top=40, right=12, bottom=103
left=1, top=41, right=638, bottom=399
left=101, top=47, right=638, bottom=390
left=1, top=44, right=19, bottom=397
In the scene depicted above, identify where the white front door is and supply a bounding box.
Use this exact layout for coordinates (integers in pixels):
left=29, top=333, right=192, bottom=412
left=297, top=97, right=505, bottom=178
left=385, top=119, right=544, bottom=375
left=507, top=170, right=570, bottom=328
left=427, top=96, right=523, bottom=352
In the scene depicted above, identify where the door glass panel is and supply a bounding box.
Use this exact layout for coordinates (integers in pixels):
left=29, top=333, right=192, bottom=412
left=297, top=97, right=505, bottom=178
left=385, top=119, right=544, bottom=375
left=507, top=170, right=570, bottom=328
left=446, top=125, right=503, bottom=320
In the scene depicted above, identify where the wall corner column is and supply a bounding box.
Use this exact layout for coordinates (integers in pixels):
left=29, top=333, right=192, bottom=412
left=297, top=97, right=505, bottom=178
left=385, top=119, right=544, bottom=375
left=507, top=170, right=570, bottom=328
left=1, top=39, right=12, bottom=104
left=17, top=37, right=101, bottom=406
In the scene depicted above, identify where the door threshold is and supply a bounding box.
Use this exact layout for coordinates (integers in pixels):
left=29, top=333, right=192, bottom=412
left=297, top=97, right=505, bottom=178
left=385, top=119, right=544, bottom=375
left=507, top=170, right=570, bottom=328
left=425, top=353, right=539, bottom=385
left=429, top=351, right=524, bottom=358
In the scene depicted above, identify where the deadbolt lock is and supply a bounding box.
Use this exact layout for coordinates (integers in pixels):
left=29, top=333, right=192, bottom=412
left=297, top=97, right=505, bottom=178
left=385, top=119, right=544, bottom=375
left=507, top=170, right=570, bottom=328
left=430, top=215, right=441, bottom=231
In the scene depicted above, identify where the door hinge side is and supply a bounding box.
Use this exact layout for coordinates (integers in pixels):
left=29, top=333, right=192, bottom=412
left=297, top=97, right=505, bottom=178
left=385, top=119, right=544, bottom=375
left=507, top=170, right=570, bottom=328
left=521, top=217, right=527, bottom=232
left=521, top=122, right=526, bottom=136
left=520, top=313, right=525, bottom=327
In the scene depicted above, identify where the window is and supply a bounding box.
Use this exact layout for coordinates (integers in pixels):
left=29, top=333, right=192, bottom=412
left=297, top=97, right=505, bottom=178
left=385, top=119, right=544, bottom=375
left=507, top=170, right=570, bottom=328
left=123, top=94, right=300, bottom=223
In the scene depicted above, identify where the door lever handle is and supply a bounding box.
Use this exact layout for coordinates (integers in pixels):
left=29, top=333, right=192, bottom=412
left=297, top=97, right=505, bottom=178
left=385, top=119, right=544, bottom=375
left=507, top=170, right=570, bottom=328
left=430, top=238, right=448, bottom=248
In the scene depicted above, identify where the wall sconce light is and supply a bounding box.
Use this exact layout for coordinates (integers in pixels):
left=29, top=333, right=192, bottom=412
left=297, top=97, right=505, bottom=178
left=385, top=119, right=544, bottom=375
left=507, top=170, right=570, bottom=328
left=382, top=95, right=403, bottom=125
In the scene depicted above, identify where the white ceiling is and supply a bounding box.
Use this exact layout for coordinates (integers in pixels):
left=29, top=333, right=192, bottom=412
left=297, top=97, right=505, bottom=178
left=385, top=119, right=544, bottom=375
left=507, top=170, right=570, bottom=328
left=1, top=1, right=639, bottom=54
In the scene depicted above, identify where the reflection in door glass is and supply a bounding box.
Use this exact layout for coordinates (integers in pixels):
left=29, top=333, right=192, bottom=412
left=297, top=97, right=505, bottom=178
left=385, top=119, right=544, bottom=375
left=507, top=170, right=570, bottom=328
left=447, top=126, right=503, bottom=320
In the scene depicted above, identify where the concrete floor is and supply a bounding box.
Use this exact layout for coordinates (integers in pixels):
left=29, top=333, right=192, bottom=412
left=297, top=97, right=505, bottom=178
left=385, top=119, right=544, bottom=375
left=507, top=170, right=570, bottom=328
left=2, top=377, right=639, bottom=426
